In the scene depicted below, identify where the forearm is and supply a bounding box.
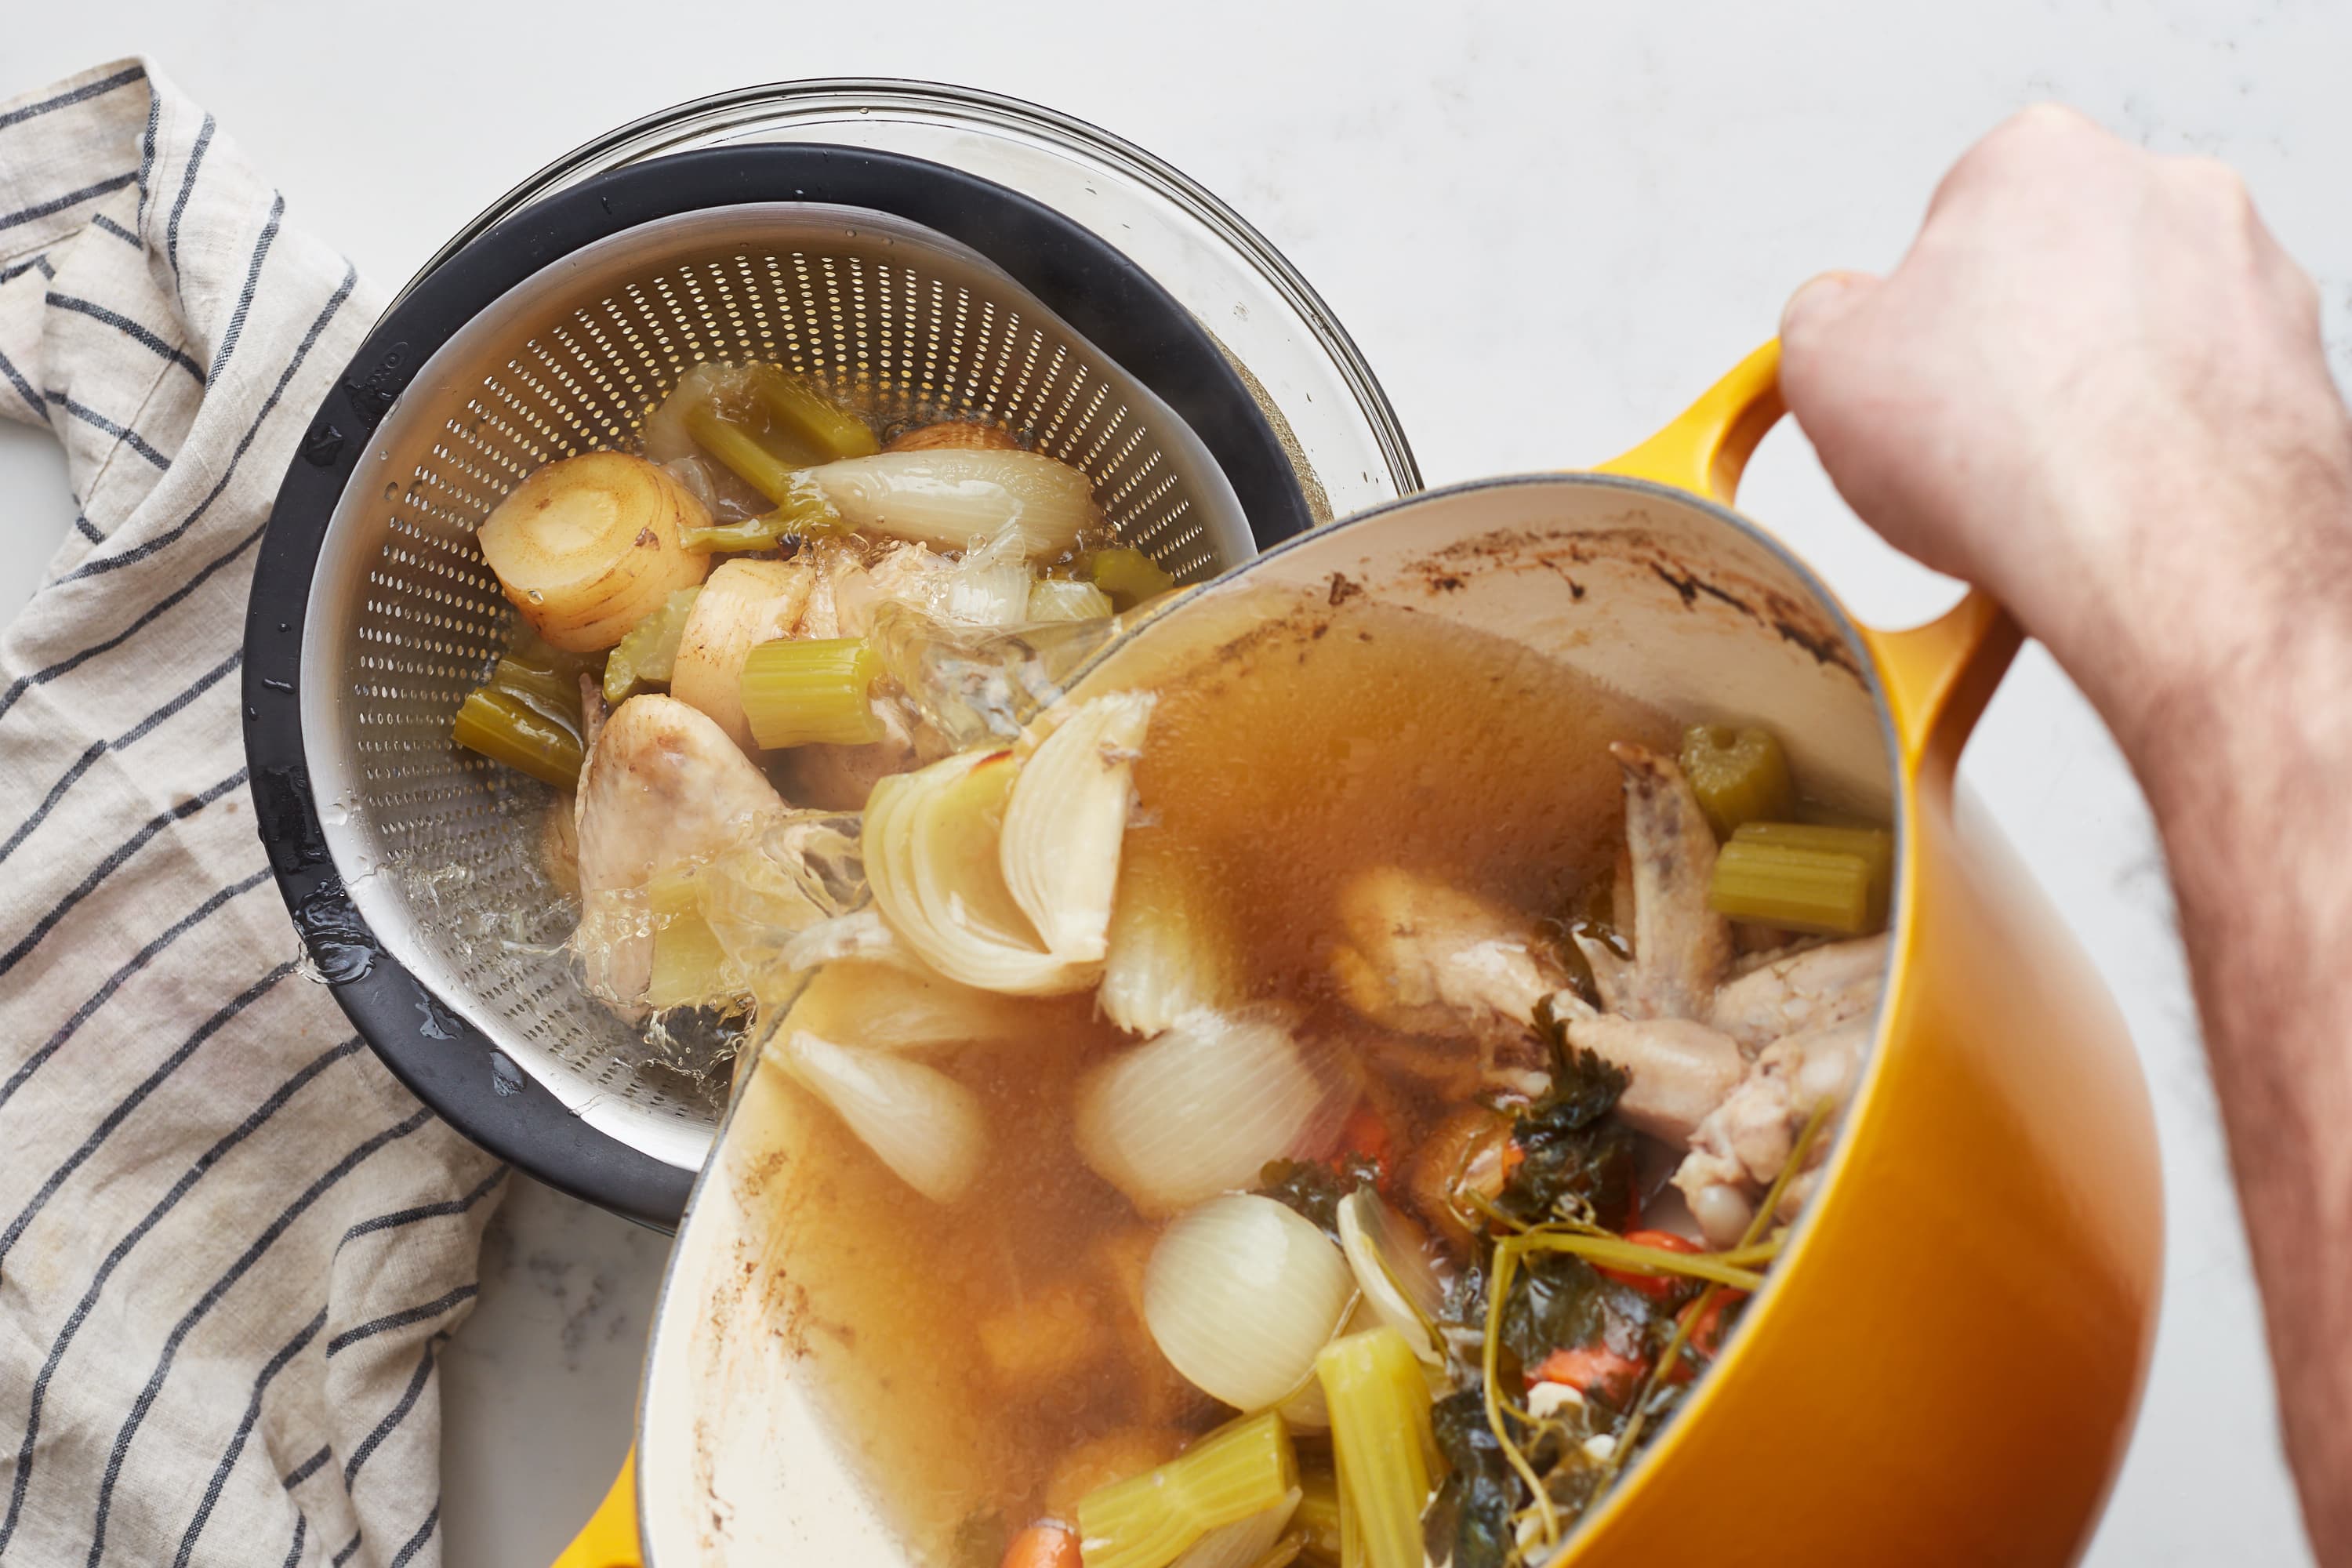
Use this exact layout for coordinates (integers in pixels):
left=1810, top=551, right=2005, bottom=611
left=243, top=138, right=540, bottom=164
left=1776, top=103, right=2352, bottom=1559
left=2077, top=520, right=2352, bottom=1558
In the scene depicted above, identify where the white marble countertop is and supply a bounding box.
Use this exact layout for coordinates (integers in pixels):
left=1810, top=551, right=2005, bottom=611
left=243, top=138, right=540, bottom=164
left=6, top=2, right=2342, bottom=1563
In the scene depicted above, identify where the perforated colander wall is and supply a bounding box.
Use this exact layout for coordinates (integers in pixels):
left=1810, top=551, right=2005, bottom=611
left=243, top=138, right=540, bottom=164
left=310, top=205, right=1257, bottom=1162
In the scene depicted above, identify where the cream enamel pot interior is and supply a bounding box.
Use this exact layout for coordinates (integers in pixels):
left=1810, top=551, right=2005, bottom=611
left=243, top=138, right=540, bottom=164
left=558, top=343, right=2164, bottom=1568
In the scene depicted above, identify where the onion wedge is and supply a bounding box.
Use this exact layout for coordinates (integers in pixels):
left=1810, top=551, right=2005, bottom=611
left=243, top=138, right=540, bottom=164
left=803, top=448, right=1099, bottom=561
left=1102, top=832, right=1247, bottom=1036
left=1335, top=1189, right=1448, bottom=1366
left=1001, top=692, right=1156, bottom=963
left=785, top=958, right=1056, bottom=1054
left=865, top=750, right=1091, bottom=995
left=778, top=1030, right=985, bottom=1203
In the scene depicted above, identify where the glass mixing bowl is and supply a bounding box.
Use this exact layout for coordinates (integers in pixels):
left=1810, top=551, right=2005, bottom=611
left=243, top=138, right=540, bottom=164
left=397, top=78, right=1421, bottom=529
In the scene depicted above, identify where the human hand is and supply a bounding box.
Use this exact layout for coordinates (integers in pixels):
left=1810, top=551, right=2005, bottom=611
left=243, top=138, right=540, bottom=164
left=1777, top=106, right=2352, bottom=719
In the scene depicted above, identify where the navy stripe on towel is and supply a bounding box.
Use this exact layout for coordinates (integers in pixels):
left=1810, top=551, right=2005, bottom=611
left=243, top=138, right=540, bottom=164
left=0, top=1034, right=361, bottom=1555
left=0, top=648, right=241, bottom=869
left=0, top=764, right=249, bottom=982
left=387, top=1504, right=440, bottom=1568
left=0, top=66, right=145, bottom=135
left=0, top=959, right=300, bottom=1269
left=281, top=1446, right=331, bottom=1491
left=81, top=1107, right=437, bottom=1567
left=45, top=292, right=205, bottom=382
left=336, top=1163, right=507, bottom=1253
left=170, top=1307, right=329, bottom=1568
left=325, top=1284, right=477, bottom=1359
left=162, top=114, right=212, bottom=278
left=64, top=261, right=354, bottom=584
left=41, top=389, right=172, bottom=470
left=0, top=171, right=137, bottom=235
left=0, top=521, right=266, bottom=722
left=0, top=866, right=270, bottom=1113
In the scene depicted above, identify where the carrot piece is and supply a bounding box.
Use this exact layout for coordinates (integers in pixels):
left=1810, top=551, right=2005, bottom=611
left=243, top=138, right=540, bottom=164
left=1594, top=1229, right=1702, bottom=1300
left=1001, top=1522, right=1081, bottom=1568
left=1668, top=1291, right=1748, bottom=1383
left=1341, top=1102, right=1393, bottom=1174
left=1526, top=1344, right=1650, bottom=1405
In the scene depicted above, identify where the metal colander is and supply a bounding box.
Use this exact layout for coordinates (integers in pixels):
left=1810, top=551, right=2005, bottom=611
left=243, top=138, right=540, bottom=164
left=249, top=142, right=1322, bottom=1223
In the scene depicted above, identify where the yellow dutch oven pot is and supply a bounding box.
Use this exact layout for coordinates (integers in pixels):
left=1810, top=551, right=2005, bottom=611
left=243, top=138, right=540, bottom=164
left=558, top=343, right=2164, bottom=1568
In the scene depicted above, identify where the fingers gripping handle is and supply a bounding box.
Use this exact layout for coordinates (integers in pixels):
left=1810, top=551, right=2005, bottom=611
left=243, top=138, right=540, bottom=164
left=1593, top=339, right=2020, bottom=770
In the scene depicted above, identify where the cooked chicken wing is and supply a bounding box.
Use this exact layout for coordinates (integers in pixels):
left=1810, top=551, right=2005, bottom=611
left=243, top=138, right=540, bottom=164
left=1546, top=991, right=1747, bottom=1145
left=572, top=693, right=789, bottom=1002
left=1670, top=1015, right=1870, bottom=1241
left=1711, top=934, right=1889, bottom=1054
left=1573, top=743, right=1733, bottom=1022
left=1329, top=866, right=1563, bottom=1073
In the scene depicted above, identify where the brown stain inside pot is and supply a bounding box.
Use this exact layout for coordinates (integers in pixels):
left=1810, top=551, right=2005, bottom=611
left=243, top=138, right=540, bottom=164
left=1419, top=521, right=1865, bottom=679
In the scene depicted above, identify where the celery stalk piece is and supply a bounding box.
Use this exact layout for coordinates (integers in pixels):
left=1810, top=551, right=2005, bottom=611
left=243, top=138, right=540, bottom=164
left=1335, top=1454, right=1365, bottom=1568
left=1086, top=546, right=1178, bottom=610
left=1679, top=724, right=1796, bottom=839
left=1292, top=1465, right=1342, bottom=1565
left=677, top=513, right=788, bottom=554
left=1710, top=837, right=1880, bottom=935
left=602, top=586, right=703, bottom=704
left=452, top=687, right=583, bottom=789
left=746, top=364, right=879, bottom=461
left=739, top=637, right=886, bottom=750
left=684, top=402, right=802, bottom=503
left=645, top=911, right=735, bottom=1011
left=1730, top=821, right=1893, bottom=918
left=677, top=481, right=846, bottom=554
left=1076, top=1410, right=1298, bottom=1568
left=1314, top=1329, right=1437, bottom=1568
left=487, top=654, right=579, bottom=717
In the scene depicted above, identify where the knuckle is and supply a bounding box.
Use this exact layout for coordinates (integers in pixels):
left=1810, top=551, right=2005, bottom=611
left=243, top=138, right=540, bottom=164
left=2173, top=155, right=2252, bottom=212
left=1936, top=104, right=2099, bottom=209
left=2008, top=102, right=2094, bottom=140
left=1984, top=103, right=2097, bottom=160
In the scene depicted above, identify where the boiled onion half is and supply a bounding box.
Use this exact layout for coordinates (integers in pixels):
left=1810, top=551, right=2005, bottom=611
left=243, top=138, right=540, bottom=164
left=1142, top=1194, right=1356, bottom=1414
left=1075, top=1010, right=1345, bottom=1215
left=803, top=448, right=1100, bottom=561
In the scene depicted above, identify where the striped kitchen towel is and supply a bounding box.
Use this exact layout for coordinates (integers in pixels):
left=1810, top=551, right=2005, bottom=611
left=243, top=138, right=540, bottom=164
left=0, top=60, right=504, bottom=1568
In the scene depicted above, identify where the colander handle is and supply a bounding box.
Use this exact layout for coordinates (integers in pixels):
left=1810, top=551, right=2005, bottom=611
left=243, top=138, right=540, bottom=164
left=1594, top=339, right=2022, bottom=775
left=552, top=1448, right=641, bottom=1568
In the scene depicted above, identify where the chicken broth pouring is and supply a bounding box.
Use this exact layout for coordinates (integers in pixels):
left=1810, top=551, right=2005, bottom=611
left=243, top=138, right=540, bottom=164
left=743, top=590, right=1893, bottom=1568
left=761, top=597, right=1671, bottom=1556
left=448, top=362, right=1896, bottom=1568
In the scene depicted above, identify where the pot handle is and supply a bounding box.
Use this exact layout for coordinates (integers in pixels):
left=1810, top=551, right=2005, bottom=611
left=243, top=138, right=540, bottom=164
left=1593, top=339, right=2022, bottom=773
left=552, top=1448, right=641, bottom=1568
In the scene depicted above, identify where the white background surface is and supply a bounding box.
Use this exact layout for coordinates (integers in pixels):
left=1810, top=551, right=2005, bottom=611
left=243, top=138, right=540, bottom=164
left=2, top=3, right=2336, bottom=1563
